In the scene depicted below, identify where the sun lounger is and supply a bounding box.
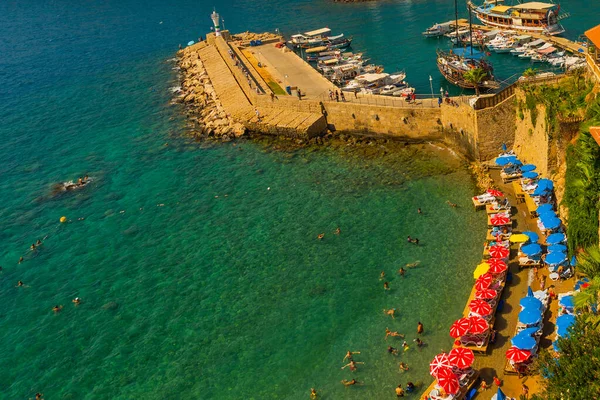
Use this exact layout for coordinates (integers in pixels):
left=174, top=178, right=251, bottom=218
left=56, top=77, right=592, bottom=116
left=473, top=193, right=495, bottom=208
left=501, top=171, right=522, bottom=183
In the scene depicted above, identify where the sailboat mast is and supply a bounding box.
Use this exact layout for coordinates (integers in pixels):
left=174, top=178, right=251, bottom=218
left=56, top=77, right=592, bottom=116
left=455, top=0, right=459, bottom=45
left=469, top=2, right=473, bottom=55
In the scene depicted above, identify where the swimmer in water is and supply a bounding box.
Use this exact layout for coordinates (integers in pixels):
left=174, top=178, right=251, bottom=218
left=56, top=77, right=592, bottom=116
left=36, top=239, right=42, bottom=246
left=341, top=379, right=360, bottom=386
left=341, top=360, right=364, bottom=371
left=18, top=257, right=24, bottom=264
left=405, top=261, right=420, bottom=268
left=398, top=267, right=406, bottom=276
left=343, top=350, right=360, bottom=362
left=417, top=208, right=422, bottom=214
left=385, top=328, right=404, bottom=340
left=334, top=227, right=341, bottom=235
left=387, top=346, right=398, bottom=356
left=417, top=321, right=424, bottom=334
left=30, top=243, right=36, bottom=250
left=380, top=271, right=385, bottom=280
left=407, top=236, right=412, bottom=243
left=310, top=388, right=317, bottom=398
left=402, top=341, right=409, bottom=351
left=383, top=282, right=390, bottom=290
left=384, top=308, right=396, bottom=319
left=414, top=338, right=424, bottom=348
left=72, top=297, right=81, bottom=305
left=446, top=200, right=457, bottom=208
left=35, top=393, right=44, bottom=400
left=16, top=280, right=24, bottom=287
left=52, top=305, right=63, bottom=313
left=317, top=233, right=324, bottom=240
left=399, top=362, right=409, bottom=371
left=395, top=384, right=405, bottom=397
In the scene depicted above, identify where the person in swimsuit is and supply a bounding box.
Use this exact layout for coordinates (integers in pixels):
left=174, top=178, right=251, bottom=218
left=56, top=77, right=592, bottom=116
left=380, top=271, right=385, bottom=280
left=385, top=328, right=404, bottom=340
left=16, top=281, right=24, bottom=287
left=334, top=227, right=341, bottom=235
left=341, top=360, right=364, bottom=371
left=399, top=362, right=409, bottom=371
left=341, top=379, right=359, bottom=386
left=36, top=239, right=42, bottom=246
left=414, top=338, right=423, bottom=347
left=406, top=382, right=415, bottom=393
left=30, top=243, right=36, bottom=250
left=417, top=208, right=422, bottom=214
left=52, top=305, right=63, bottom=313
left=383, top=282, right=390, bottom=290
left=72, top=298, right=81, bottom=305
left=384, top=308, right=396, bottom=319
left=407, top=236, right=412, bottom=243
left=387, top=346, right=398, bottom=356
left=343, top=350, right=360, bottom=362
left=18, top=257, right=24, bottom=264
left=398, top=267, right=405, bottom=276
left=310, top=388, right=317, bottom=398
left=402, top=341, right=409, bottom=351
left=395, top=384, right=405, bottom=397
left=417, top=322, right=424, bottom=334
left=317, top=233, right=324, bottom=240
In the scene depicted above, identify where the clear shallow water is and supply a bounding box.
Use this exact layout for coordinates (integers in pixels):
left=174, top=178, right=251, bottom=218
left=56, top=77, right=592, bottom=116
left=0, top=0, right=595, bottom=398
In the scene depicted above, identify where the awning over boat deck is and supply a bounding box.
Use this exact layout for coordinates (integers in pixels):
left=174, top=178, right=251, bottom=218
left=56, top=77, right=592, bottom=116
left=529, top=39, right=546, bottom=47
left=357, top=73, right=388, bottom=82
left=514, top=35, right=532, bottom=40
left=484, top=30, right=501, bottom=37
left=304, top=28, right=331, bottom=37
left=513, top=2, right=555, bottom=10
left=490, top=5, right=512, bottom=13
left=453, top=47, right=485, bottom=59
left=322, top=58, right=339, bottom=65
left=305, top=46, right=328, bottom=53
left=538, top=46, right=557, bottom=54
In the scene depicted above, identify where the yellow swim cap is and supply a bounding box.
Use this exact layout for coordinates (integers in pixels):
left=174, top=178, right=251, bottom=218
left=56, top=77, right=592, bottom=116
left=60, top=216, right=67, bottom=223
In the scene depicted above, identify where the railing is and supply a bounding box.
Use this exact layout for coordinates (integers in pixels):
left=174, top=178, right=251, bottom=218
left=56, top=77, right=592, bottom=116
left=315, top=91, right=470, bottom=109
left=473, top=85, right=515, bottom=110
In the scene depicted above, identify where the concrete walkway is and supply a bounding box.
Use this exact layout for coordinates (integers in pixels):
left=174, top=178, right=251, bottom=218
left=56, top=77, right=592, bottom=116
left=247, top=44, right=336, bottom=99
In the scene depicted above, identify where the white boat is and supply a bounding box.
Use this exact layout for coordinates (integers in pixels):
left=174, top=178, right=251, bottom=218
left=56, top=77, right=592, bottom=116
left=423, top=22, right=453, bottom=37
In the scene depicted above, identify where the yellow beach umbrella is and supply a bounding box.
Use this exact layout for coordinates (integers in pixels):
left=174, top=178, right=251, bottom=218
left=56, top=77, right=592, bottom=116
left=473, top=262, right=490, bottom=279
left=509, top=234, right=529, bottom=243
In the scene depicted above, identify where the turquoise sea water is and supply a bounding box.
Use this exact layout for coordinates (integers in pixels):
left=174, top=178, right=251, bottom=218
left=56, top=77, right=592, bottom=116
left=0, top=1, right=597, bottom=398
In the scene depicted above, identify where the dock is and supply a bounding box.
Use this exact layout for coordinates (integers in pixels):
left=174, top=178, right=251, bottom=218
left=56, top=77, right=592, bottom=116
left=452, top=19, right=587, bottom=54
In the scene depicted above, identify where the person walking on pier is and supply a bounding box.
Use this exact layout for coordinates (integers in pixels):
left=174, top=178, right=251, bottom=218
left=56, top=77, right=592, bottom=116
left=335, top=90, right=339, bottom=102
left=340, top=91, right=345, bottom=102
left=254, top=108, right=261, bottom=122
left=297, top=88, right=302, bottom=100
left=328, top=89, right=334, bottom=101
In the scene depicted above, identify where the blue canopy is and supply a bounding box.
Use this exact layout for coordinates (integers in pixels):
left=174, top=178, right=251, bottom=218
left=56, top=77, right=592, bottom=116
left=527, top=286, right=534, bottom=297
left=546, top=232, right=566, bottom=244
left=533, top=186, right=551, bottom=196
left=556, top=314, right=576, bottom=337
left=519, top=307, right=542, bottom=325
left=548, top=244, right=567, bottom=253
left=453, top=46, right=486, bottom=59
left=536, top=203, right=554, bottom=214
left=546, top=251, right=567, bottom=265
left=539, top=211, right=558, bottom=223
left=521, top=243, right=542, bottom=256
left=542, top=217, right=562, bottom=230
left=511, top=332, right=537, bottom=350
left=522, top=171, right=539, bottom=179
left=559, top=295, right=574, bottom=308
left=521, top=164, right=537, bottom=172
left=537, top=178, right=554, bottom=190
left=496, top=155, right=519, bottom=166
left=523, top=231, right=539, bottom=242
left=520, top=296, right=543, bottom=309
left=495, top=387, right=507, bottom=400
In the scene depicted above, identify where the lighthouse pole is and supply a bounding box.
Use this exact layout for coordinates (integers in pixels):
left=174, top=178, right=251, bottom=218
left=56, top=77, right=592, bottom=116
left=211, top=9, right=221, bottom=37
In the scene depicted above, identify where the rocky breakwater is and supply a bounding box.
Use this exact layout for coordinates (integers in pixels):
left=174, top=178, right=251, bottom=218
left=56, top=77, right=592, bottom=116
left=230, top=31, right=282, bottom=44
left=174, top=45, right=246, bottom=141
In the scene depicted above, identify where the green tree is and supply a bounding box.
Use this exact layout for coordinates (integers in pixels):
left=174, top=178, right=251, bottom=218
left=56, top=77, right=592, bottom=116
left=530, top=318, right=600, bottom=399
left=523, top=67, right=538, bottom=78
left=463, top=68, right=487, bottom=96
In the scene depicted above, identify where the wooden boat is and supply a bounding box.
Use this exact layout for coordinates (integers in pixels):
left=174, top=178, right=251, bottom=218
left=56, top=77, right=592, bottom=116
left=468, top=0, right=568, bottom=36
left=437, top=48, right=498, bottom=90
left=422, top=22, right=453, bottom=37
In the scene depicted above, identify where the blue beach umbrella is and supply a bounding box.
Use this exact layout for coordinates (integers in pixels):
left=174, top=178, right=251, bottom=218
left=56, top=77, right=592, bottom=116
left=511, top=332, right=537, bottom=350
left=523, top=231, right=539, bottom=242
left=556, top=314, right=576, bottom=337
left=542, top=217, right=562, bottom=230
left=527, top=286, right=534, bottom=297
left=546, top=232, right=566, bottom=244
left=521, top=164, right=537, bottom=172
left=493, top=387, right=507, bottom=400
left=548, top=244, right=567, bottom=253
left=521, top=243, right=542, bottom=256
left=520, top=296, right=543, bottom=309
left=532, top=186, right=550, bottom=196
left=559, top=295, right=574, bottom=308
left=546, top=251, right=567, bottom=265
left=536, top=203, right=554, bottom=214
left=495, top=156, right=515, bottom=166
left=519, top=307, right=542, bottom=325
left=522, top=171, right=539, bottom=179
left=539, top=211, right=558, bottom=223
left=537, top=178, right=554, bottom=190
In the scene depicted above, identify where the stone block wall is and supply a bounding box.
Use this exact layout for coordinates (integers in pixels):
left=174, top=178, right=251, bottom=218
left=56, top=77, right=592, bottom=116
left=512, top=90, right=550, bottom=176
left=475, top=94, right=517, bottom=160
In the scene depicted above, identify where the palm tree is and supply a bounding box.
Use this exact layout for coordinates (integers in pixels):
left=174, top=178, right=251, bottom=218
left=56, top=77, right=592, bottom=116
left=463, top=68, right=487, bottom=96
left=523, top=68, right=538, bottom=78
left=578, top=246, right=600, bottom=278
left=575, top=276, right=600, bottom=329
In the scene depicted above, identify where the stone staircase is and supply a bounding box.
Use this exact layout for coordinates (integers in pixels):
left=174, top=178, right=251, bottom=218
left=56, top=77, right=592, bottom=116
left=197, top=44, right=326, bottom=138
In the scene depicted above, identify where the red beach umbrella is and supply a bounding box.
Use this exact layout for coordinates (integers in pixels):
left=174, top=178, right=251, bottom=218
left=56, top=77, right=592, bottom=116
left=489, top=262, right=508, bottom=274
left=449, top=318, right=472, bottom=338
left=489, top=245, right=510, bottom=258
left=448, top=347, right=475, bottom=369
left=468, top=316, right=489, bottom=334
left=475, top=288, right=497, bottom=300
left=487, top=189, right=504, bottom=197
left=506, top=346, right=531, bottom=362
left=429, top=353, right=451, bottom=377
left=475, top=273, right=493, bottom=291
left=469, top=299, right=492, bottom=316
left=490, top=214, right=511, bottom=226
left=436, top=367, right=460, bottom=395
left=487, top=258, right=507, bottom=269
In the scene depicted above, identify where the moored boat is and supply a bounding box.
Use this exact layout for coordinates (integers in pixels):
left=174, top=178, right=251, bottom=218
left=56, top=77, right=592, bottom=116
left=423, top=22, right=453, bottom=37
